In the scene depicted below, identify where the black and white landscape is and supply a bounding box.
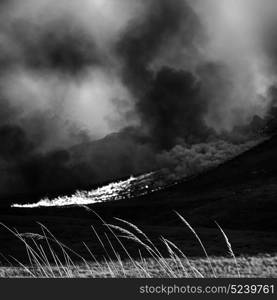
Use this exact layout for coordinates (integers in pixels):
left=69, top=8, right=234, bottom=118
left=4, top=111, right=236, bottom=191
left=0, top=0, right=277, bottom=278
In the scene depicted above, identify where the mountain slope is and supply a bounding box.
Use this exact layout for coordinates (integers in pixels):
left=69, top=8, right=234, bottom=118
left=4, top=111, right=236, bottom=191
left=2, top=135, right=277, bottom=261
left=94, top=135, right=277, bottom=231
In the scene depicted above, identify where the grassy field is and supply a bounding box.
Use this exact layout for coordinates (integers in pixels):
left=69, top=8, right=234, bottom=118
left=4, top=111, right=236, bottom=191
left=0, top=211, right=276, bottom=278
left=0, top=201, right=276, bottom=278
left=1, top=255, right=277, bottom=278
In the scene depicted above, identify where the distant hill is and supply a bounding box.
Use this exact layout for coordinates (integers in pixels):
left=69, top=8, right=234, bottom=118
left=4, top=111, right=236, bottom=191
left=95, top=134, right=277, bottom=231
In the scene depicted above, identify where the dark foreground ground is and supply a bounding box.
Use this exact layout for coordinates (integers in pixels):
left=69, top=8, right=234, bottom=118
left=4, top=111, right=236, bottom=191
left=0, top=135, right=277, bottom=267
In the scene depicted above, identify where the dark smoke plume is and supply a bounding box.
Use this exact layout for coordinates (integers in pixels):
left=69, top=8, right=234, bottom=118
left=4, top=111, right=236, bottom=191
left=0, top=0, right=276, bottom=201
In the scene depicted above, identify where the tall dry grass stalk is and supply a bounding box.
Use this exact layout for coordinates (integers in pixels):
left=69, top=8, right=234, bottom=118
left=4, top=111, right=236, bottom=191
left=0, top=212, right=240, bottom=278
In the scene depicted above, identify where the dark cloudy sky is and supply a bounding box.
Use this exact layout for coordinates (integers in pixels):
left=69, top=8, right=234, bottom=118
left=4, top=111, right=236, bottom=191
left=0, top=0, right=277, bottom=198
